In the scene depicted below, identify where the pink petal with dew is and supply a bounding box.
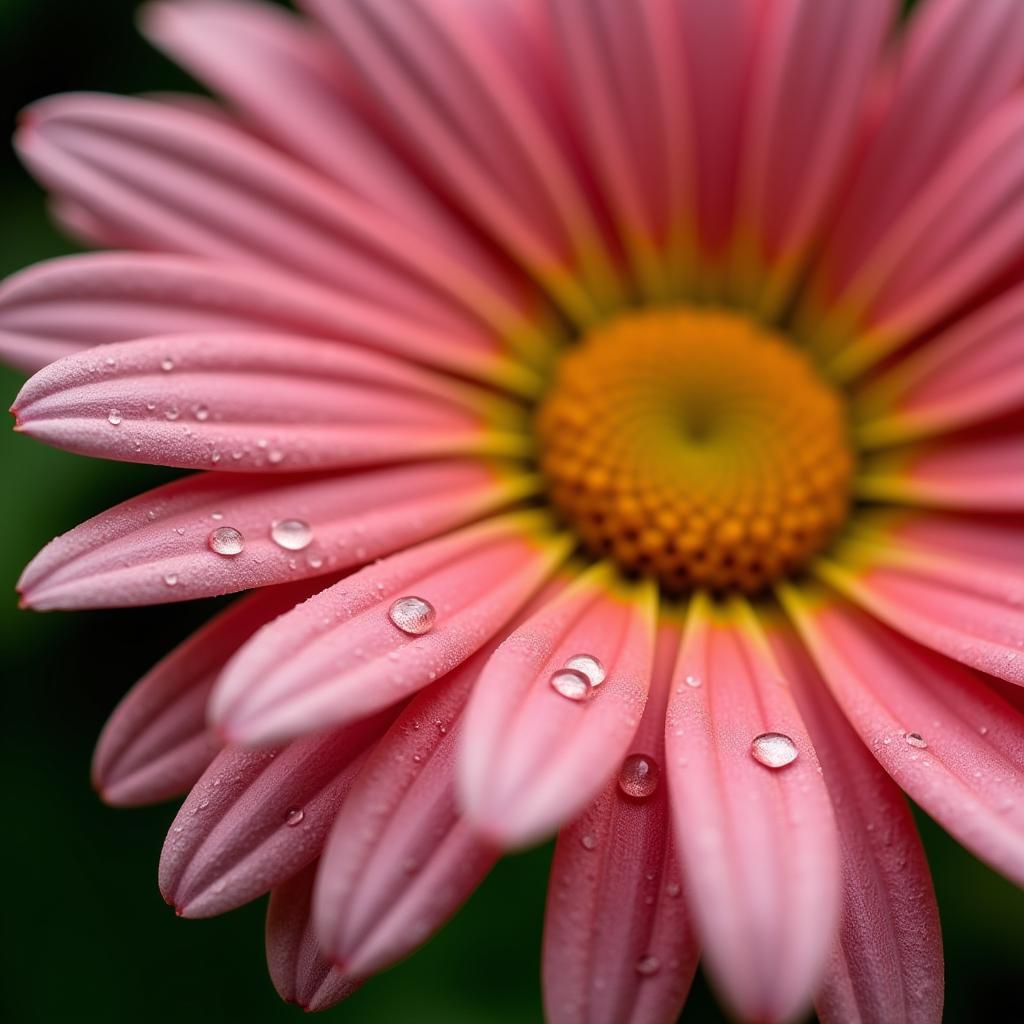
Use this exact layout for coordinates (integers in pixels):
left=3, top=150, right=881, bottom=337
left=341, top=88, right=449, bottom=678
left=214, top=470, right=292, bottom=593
left=159, top=707, right=395, bottom=918
left=542, top=624, right=698, bottom=1024
left=15, top=92, right=524, bottom=339
left=94, top=577, right=331, bottom=806
left=857, top=420, right=1024, bottom=511
left=734, top=0, right=893, bottom=314
left=19, top=459, right=521, bottom=609
left=770, top=625, right=943, bottom=1024
left=822, top=0, right=1024, bottom=297
left=12, top=333, right=524, bottom=472
left=140, top=0, right=525, bottom=311
left=302, top=0, right=615, bottom=323
left=314, top=651, right=499, bottom=977
left=212, top=513, right=571, bottom=745
left=665, top=594, right=841, bottom=1024
left=266, top=863, right=360, bottom=1013
left=0, top=252, right=523, bottom=387
left=780, top=587, right=1024, bottom=888
left=816, top=528, right=1024, bottom=685
left=856, top=281, right=1024, bottom=446
left=459, top=562, right=656, bottom=849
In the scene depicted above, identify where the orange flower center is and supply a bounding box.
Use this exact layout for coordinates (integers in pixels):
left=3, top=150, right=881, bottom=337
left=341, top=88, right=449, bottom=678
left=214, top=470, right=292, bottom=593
left=536, top=308, right=854, bottom=593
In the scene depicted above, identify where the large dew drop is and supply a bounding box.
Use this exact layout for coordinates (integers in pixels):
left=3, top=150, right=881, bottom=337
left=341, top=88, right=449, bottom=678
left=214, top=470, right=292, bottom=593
left=618, top=754, right=660, bottom=799
left=563, top=653, right=606, bottom=687
left=905, top=732, right=928, bottom=749
left=208, top=526, right=245, bottom=556
left=271, top=518, right=313, bottom=551
left=107, top=408, right=122, bottom=426
left=751, top=732, right=798, bottom=769
left=549, top=668, right=593, bottom=702
left=388, top=596, right=437, bottom=636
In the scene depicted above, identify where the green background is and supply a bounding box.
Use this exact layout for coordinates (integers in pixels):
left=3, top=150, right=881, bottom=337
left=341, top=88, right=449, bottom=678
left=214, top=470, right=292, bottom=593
left=0, top=1, right=1021, bottom=1021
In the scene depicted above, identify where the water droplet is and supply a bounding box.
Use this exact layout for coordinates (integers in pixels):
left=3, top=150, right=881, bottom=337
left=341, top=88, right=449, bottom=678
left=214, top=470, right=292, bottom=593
left=563, top=653, right=606, bottom=687
left=618, top=754, right=660, bottom=799
left=194, top=405, right=209, bottom=421
left=285, top=808, right=304, bottom=827
left=165, top=407, right=180, bottom=421
left=211, top=511, right=223, bottom=521
left=107, top=408, right=122, bottom=426
left=549, top=668, right=593, bottom=702
left=905, top=732, right=928, bottom=749
left=580, top=834, right=597, bottom=851
left=751, top=732, right=798, bottom=768
left=388, top=596, right=436, bottom=635
left=268, top=449, right=285, bottom=465
left=271, top=518, right=313, bottom=551
left=160, top=357, right=174, bottom=372
left=163, top=573, right=178, bottom=587
left=684, top=674, right=702, bottom=688
left=635, top=955, right=660, bottom=976
left=208, top=526, right=244, bottom=556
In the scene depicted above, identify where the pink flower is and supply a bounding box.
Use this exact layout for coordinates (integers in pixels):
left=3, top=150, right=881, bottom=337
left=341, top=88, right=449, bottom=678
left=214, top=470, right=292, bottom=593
left=6, top=0, right=1024, bottom=1020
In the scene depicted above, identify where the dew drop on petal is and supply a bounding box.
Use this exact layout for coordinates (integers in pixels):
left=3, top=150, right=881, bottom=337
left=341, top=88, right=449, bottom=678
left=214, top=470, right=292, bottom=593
left=194, top=405, right=210, bottom=421
left=285, top=808, right=304, bottom=827
left=208, top=526, right=244, bottom=556
left=905, top=732, right=928, bottom=749
left=163, top=573, right=178, bottom=587
left=549, top=668, right=593, bottom=702
left=388, top=596, right=436, bottom=635
left=635, top=955, right=660, bottom=977
left=580, top=834, right=597, bottom=851
left=165, top=407, right=180, bottom=421
left=751, top=732, right=798, bottom=768
left=563, top=653, right=606, bottom=687
left=268, top=449, right=285, bottom=465
left=618, top=754, right=660, bottom=799
left=270, top=518, right=313, bottom=551
left=684, top=674, right=702, bottom=688
left=160, top=357, right=174, bottom=372
left=107, top=408, right=122, bottom=426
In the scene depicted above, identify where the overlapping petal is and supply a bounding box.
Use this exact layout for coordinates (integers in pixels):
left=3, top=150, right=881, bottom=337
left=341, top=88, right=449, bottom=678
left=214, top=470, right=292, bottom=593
left=212, top=514, right=571, bottom=745
left=19, top=459, right=521, bottom=609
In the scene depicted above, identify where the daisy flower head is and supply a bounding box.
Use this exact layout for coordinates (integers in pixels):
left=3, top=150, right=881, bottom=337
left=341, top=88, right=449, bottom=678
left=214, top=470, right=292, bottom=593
left=5, top=0, right=1024, bottom=1021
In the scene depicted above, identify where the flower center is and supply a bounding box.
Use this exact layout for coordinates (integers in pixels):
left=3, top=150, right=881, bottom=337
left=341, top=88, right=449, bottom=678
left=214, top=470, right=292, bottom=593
left=536, top=308, right=854, bottom=593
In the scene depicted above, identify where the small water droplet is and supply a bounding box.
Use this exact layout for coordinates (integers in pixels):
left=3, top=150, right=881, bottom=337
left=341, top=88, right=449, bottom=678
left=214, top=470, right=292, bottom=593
left=163, top=573, right=178, bottom=587
left=580, top=834, right=597, bottom=851
left=684, top=674, right=702, bottom=688
left=211, top=511, right=223, bottom=521
left=194, top=405, right=209, bottom=421
left=563, top=653, right=606, bottom=687
left=160, top=357, right=174, bottom=372
left=165, top=407, right=180, bottom=421
left=388, top=596, right=436, bottom=635
left=549, top=668, right=593, bottom=702
left=268, top=449, right=285, bottom=464
left=618, top=754, right=660, bottom=799
left=107, top=408, right=122, bottom=426
left=208, top=526, right=244, bottom=556
left=285, top=808, right=304, bottom=827
left=271, top=518, right=313, bottom=551
left=905, top=732, right=928, bottom=749
left=751, top=732, right=798, bottom=768
left=635, top=955, right=660, bottom=976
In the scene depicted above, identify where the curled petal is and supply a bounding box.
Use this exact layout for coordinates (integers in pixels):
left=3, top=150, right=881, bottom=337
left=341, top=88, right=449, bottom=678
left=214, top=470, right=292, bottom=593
left=159, top=709, right=395, bottom=918
left=212, top=514, right=571, bottom=745
left=315, top=653, right=499, bottom=976
left=542, top=624, right=698, bottom=1024
left=94, top=577, right=329, bottom=806
left=770, top=625, right=944, bottom=1024
left=665, top=594, right=841, bottom=1023
left=19, top=460, right=525, bottom=610
left=459, top=563, right=656, bottom=848
left=780, top=585, right=1024, bottom=888
left=266, top=863, right=359, bottom=1012
left=13, top=333, right=524, bottom=471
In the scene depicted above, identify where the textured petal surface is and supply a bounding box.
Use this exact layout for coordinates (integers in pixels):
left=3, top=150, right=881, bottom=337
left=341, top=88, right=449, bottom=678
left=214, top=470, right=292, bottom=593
left=159, top=708, right=394, bottom=918
left=212, top=514, right=570, bottom=745
left=315, top=652, right=498, bottom=977
left=459, top=563, right=656, bottom=848
left=665, top=595, right=841, bottom=1023
left=770, top=624, right=943, bottom=1024
left=93, top=577, right=328, bottom=806
left=266, top=863, right=359, bottom=1012
left=781, top=586, right=1024, bottom=887
left=542, top=624, right=698, bottom=1024
left=19, top=460, right=520, bottom=609
left=13, top=333, right=522, bottom=471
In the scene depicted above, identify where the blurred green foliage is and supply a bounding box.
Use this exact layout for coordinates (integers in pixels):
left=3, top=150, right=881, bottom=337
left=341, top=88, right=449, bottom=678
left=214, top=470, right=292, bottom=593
left=0, top=1, right=1021, bottom=1022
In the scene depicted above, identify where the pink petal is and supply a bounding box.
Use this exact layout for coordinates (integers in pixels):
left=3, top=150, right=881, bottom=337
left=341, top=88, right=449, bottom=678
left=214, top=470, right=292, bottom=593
left=212, top=514, right=570, bottom=745
left=16, top=92, right=527, bottom=339
left=816, top=525, right=1024, bottom=685
left=159, top=708, right=395, bottom=918
left=769, top=625, right=944, bottom=1024
left=0, top=252, right=525, bottom=387
left=542, top=624, right=698, bottom=1024
left=459, top=564, right=656, bottom=848
left=13, top=333, right=523, bottom=472
left=266, top=863, right=360, bottom=1012
left=19, top=459, right=519, bottom=610
left=93, top=578, right=328, bottom=806
left=314, top=651, right=498, bottom=976
left=665, top=594, right=841, bottom=1023
left=780, top=586, right=1024, bottom=888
